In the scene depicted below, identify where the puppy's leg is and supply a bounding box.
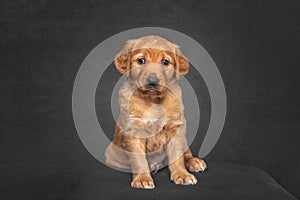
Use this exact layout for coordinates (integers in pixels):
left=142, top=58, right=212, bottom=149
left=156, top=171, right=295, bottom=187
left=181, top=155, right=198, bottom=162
left=125, top=138, right=155, bottom=189
left=184, top=148, right=207, bottom=172
left=167, top=133, right=197, bottom=185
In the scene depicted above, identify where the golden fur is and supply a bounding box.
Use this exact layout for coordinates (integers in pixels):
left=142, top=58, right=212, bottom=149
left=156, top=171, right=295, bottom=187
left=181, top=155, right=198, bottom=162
left=105, top=35, right=206, bottom=189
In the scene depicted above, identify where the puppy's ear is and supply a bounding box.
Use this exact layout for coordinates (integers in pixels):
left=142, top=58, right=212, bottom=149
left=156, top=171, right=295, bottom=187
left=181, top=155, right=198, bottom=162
left=114, top=40, right=135, bottom=74
left=175, top=47, right=189, bottom=77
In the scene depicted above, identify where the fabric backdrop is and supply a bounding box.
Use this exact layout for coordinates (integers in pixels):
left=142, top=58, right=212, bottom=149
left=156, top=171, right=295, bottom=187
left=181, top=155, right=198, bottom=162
left=0, top=0, right=299, bottom=199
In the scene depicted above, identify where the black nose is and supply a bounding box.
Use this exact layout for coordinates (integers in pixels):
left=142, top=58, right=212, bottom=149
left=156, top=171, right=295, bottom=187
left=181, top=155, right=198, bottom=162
left=147, top=76, right=160, bottom=87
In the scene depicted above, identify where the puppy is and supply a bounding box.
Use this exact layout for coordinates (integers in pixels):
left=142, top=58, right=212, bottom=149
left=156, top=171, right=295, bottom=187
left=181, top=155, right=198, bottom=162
left=105, top=35, right=206, bottom=189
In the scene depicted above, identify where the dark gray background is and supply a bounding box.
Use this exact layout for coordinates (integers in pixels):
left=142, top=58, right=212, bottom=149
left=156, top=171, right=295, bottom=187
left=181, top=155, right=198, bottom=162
left=0, top=0, right=299, bottom=199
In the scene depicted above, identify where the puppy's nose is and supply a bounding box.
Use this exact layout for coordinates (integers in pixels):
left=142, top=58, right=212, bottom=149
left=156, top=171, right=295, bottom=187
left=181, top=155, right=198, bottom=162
left=147, top=76, right=160, bottom=87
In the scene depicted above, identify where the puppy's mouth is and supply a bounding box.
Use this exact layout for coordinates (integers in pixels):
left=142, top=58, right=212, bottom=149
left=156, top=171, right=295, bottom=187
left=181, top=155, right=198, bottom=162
left=136, top=82, right=166, bottom=94
left=146, top=85, right=161, bottom=93
left=139, top=85, right=162, bottom=94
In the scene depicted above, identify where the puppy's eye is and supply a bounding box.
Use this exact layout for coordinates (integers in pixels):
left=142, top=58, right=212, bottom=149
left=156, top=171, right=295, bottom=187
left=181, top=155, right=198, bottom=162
left=137, top=58, right=146, bottom=64
left=162, top=59, right=169, bottom=66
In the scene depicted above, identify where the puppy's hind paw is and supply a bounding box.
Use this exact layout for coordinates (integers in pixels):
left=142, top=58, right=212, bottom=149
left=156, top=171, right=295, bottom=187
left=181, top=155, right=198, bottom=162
left=186, top=157, right=207, bottom=172
left=171, top=171, right=198, bottom=185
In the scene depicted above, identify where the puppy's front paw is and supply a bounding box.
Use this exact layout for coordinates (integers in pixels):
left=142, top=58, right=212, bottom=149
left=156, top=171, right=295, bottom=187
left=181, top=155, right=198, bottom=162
left=186, top=157, right=207, bottom=172
left=131, top=175, right=155, bottom=189
left=171, top=171, right=198, bottom=185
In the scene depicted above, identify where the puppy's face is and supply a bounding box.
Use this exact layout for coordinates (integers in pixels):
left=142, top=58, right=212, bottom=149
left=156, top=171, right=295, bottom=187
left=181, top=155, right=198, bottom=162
left=115, top=36, right=189, bottom=94
left=129, top=48, right=175, bottom=93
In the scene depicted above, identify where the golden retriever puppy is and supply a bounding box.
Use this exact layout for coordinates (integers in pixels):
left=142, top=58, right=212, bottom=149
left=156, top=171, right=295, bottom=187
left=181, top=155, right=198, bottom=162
left=105, top=35, right=206, bottom=189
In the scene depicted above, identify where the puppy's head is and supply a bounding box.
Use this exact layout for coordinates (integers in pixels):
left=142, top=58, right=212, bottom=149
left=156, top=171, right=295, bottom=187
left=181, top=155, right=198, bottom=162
left=114, top=35, right=189, bottom=94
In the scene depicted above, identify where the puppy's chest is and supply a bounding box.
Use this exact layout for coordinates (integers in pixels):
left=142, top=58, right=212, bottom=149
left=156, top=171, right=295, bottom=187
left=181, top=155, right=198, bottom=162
left=127, top=90, right=184, bottom=152
left=129, top=92, right=182, bottom=124
left=145, top=112, right=183, bottom=153
left=145, top=129, right=170, bottom=152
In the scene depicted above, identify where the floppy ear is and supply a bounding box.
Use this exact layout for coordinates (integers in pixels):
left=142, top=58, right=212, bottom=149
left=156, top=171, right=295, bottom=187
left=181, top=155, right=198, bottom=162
left=114, top=40, right=135, bottom=74
left=175, top=48, right=189, bottom=77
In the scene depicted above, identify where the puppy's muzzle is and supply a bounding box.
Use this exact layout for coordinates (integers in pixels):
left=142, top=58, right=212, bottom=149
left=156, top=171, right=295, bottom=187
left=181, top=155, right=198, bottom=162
left=147, top=75, right=160, bottom=88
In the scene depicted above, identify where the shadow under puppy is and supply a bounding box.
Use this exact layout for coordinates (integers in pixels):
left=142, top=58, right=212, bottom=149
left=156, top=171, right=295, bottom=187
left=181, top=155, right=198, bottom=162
left=105, top=35, right=206, bottom=189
